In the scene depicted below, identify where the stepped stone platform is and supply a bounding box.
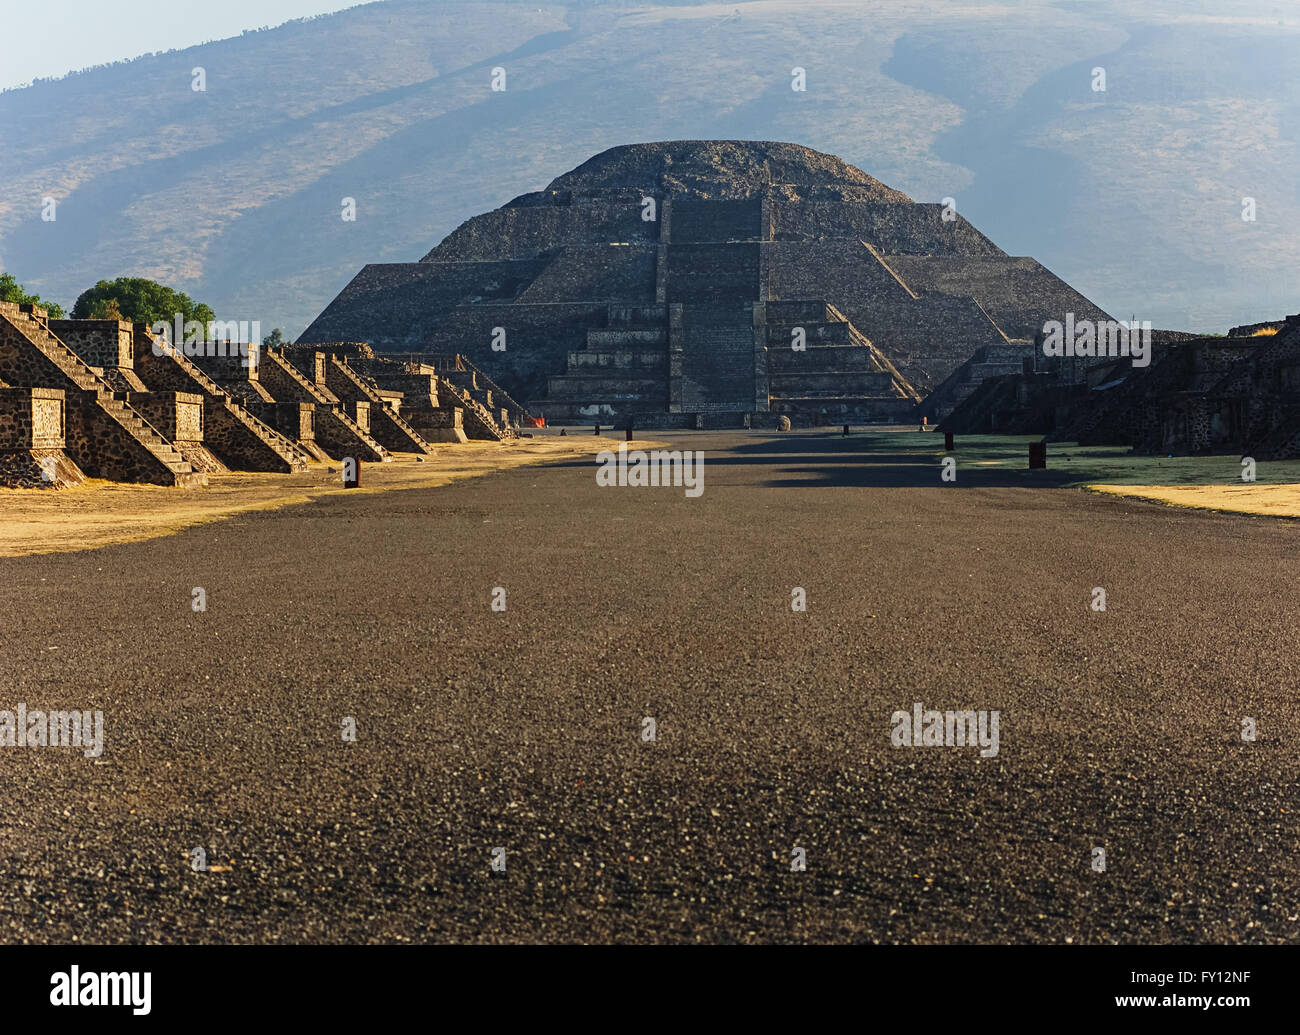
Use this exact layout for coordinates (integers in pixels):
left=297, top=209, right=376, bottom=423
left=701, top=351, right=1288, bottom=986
left=301, top=140, right=1111, bottom=421
left=939, top=315, right=1300, bottom=460
left=128, top=391, right=226, bottom=473
left=188, top=346, right=394, bottom=463
left=0, top=308, right=519, bottom=487
left=920, top=343, right=1037, bottom=423
left=0, top=303, right=207, bottom=487
left=0, top=386, right=85, bottom=488
left=54, top=319, right=311, bottom=474
left=282, top=343, right=520, bottom=443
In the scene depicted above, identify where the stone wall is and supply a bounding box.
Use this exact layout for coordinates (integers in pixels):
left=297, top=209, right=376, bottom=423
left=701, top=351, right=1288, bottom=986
left=129, top=391, right=204, bottom=442
left=315, top=406, right=387, bottom=462
left=48, top=319, right=134, bottom=370
left=516, top=246, right=657, bottom=303
left=425, top=199, right=653, bottom=261
left=408, top=405, right=468, bottom=443
left=187, top=343, right=260, bottom=383
left=0, top=448, right=85, bottom=489
left=130, top=391, right=225, bottom=473
left=0, top=387, right=65, bottom=449
left=204, top=403, right=305, bottom=472
left=419, top=303, right=607, bottom=403
left=254, top=401, right=316, bottom=443
left=771, top=202, right=1003, bottom=255
left=66, top=392, right=196, bottom=486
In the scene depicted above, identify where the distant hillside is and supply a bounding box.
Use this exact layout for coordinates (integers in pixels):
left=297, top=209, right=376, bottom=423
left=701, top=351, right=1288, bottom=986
left=1, top=0, right=1297, bottom=337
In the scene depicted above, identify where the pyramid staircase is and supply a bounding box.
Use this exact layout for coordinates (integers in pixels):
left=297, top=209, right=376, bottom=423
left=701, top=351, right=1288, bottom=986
left=455, top=356, right=530, bottom=425
left=325, top=357, right=434, bottom=455
left=435, top=376, right=511, bottom=441
left=132, top=333, right=310, bottom=472
left=679, top=303, right=756, bottom=413
left=0, top=306, right=206, bottom=486
left=260, top=348, right=391, bottom=462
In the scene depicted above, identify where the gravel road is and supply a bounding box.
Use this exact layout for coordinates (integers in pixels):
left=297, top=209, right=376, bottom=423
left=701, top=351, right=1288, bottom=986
left=2, top=428, right=1297, bottom=943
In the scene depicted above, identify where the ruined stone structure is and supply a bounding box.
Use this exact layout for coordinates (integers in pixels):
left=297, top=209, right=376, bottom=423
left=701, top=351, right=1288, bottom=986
left=0, top=303, right=207, bottom=487
left=919, top=343, right=1037, bottom=423
left=45, top=318, right=319, bottom=475
left=1067, top=316, right=1300, bottom=459
left=940, top=314, right=1300, bottom=460
left=0, top=306, right=523, bottom=488
left=282, top=344, right=520, bottom=443
left=0, top=386, right=84, bottom=488
left=301, top=141, right=1111, bottom=423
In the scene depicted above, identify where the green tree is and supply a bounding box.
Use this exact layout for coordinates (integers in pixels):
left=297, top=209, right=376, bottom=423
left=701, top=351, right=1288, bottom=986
left=263, top=328, right=287, bottom=348
left=0, top=272, right=65, bottom=318
left=85, top=297, right=125, bottom=321
left=71, top=277, right=214, bottom=329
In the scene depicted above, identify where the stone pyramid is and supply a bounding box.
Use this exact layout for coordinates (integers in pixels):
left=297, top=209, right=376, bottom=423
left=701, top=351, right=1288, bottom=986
left=301, top=141, right=1112, bottom=422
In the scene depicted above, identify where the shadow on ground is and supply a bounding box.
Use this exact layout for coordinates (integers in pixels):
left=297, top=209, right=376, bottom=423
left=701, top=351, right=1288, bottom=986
left=543, top=429, right=1086, bottom=489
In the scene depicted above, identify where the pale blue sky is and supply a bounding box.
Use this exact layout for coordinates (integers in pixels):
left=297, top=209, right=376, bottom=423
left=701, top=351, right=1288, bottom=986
left=0, top=0, right=369, bottom=89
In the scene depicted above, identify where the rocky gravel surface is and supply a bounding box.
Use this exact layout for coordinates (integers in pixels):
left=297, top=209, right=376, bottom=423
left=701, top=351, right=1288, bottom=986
left=1, top=429, right=1297, bottom=943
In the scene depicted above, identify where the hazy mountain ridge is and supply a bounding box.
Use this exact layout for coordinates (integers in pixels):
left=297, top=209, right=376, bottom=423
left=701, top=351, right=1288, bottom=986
left=1, top=0, right=1296, bottom=337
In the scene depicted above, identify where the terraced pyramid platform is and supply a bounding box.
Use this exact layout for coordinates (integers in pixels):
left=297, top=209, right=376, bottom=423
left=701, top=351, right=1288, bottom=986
left=301, top=141, right=1113, bottom=423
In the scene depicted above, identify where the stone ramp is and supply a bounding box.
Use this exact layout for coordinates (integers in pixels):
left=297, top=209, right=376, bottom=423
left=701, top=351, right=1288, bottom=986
left=680, top=304, right=756, bottom=413
left=130, top=332, right=310, bottom=473
left=0, top=305, right=205, bottom=486
left=324, top=357, right=433, bottom=455
left=315, top=405, right=390, bottom=462
left=436, top=378, right=510, bottom=440
left=0, top=448, right=85, bottom=489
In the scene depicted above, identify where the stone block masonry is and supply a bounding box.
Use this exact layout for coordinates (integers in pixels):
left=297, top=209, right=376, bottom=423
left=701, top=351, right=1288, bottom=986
left=48, top=319, right=134, bottom=372
left=301, top=141, right=1115, bottom=409
left=0, top=387, right=86, bottom=488
left=129, top=391, right=227, bottom=473
left=0, top=303, right=206, bottom=487
left=193, top=346, right=391, bottom=462
left=0, top=387, right=66, bottom=450
left=250, top=402, right=332, bottom=462
left=129, top=326, right=309, bottom=473
left=321, top=356, right=435, bottom=455
left=314, top=406, right=389, bottom=462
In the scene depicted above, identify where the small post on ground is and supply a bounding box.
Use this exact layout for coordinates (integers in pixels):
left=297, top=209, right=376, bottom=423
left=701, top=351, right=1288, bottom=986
left=842, top=424, right=849, bottom=437
left=944, top=431, right=954, bottom=452
left=1029, top=441, right=1047, bottom=469
left=342, top=456, right=361, bottom=488
left=594, top=423, right=600, bottom=436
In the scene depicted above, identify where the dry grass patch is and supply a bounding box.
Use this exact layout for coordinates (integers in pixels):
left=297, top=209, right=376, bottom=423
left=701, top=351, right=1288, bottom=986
left=1088, top=482, right=1300, bottom=518
left=0, top=435, right=662, bottom=557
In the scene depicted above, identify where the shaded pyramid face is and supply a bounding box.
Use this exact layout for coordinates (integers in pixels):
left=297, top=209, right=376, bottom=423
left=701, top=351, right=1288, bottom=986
left=301, top=141, right=1113, bottom=416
